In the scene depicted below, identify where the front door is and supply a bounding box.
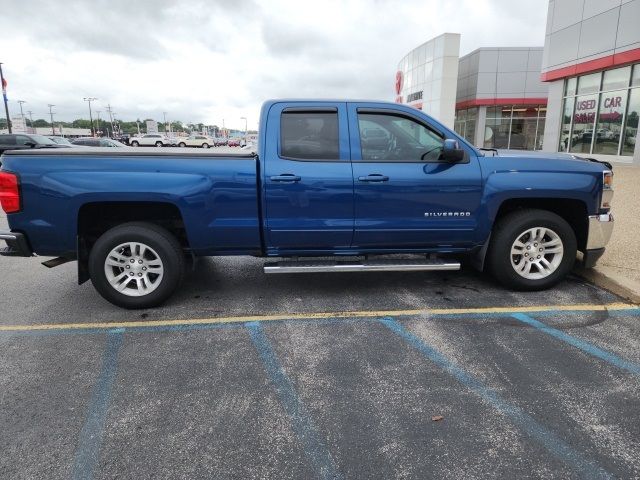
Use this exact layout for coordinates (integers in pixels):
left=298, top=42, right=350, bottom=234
left=263, top=102, right=354, bottom=254
left=348, top=104, right=483, bottom=250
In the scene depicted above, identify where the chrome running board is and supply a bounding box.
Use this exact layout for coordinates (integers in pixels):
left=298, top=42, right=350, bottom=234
left=264, top=258, right=460, bottom=274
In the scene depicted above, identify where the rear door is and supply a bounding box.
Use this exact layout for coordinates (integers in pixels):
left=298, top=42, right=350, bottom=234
left=348, top=104, right=483, bottom=249
left=262, top=102, right=354, bottom=253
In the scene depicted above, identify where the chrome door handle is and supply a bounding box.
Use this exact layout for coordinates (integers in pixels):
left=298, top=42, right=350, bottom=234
left=358, top=174, right=389, bottom=182
left=270, top=174, right=301, bottom=182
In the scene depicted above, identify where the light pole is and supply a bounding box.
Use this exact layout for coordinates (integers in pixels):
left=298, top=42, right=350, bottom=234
left=240, top=116, right=247, bottom=145
left=83, top=97, right=97, bottom=136
left=47, top=104, right=55, bottom=135
left=26, top=110, right=34, bottom=133
left=0, top=62, right=11, bottom=133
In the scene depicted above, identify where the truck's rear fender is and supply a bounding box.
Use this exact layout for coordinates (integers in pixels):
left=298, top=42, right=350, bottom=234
left=17, top=166, right=260, bottom=257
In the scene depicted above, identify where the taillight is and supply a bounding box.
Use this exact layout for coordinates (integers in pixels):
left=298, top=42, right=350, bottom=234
left=0, top=171, right=21, bottom=213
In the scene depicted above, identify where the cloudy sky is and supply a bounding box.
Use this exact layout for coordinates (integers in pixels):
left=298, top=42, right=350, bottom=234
left=2, top=0, right=548, bottom=130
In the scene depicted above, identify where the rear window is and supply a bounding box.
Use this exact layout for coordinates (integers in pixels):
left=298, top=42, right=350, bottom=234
left=280, top=111, right=339, bottom=160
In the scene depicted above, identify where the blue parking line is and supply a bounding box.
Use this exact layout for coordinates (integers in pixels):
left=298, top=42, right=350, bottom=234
left=379, top=317, right=613, bottom=480
left=246, top=321, right=342, bottom=480
left=512, top=313, right=640, bottom=376
left=71, top=329, right=124, bottom=480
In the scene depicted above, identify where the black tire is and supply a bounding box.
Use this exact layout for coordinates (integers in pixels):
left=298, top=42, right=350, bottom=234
left=487, top=209, right=577, bottom=291
left=201, top=143, right=209, bottom=149
left=178, top=142, right=186, bottom=147
left=155, top=141, right=163, bottom=147
left=89, top=222, right=185, bottom=309
left=131, top=141, right=139, bottom=147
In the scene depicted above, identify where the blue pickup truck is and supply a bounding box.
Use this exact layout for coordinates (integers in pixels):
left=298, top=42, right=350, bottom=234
left=0, top=100, right=614, bottom=308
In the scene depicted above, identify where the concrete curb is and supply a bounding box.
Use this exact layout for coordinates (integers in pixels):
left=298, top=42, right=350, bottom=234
left=575, top=266, right=640, bottom=304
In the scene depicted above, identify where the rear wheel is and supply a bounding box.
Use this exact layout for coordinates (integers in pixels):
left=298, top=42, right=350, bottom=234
left=131, top=140, right=139, bottom=147
left=178, top=142, right=186, bottom=147
left=155, top=141, right=163, bottom=147
left=487, top=209, right=576, bottom=291
left=88, top=222, right=185, bottom=309
left=201, top=143, right=209, bottom=148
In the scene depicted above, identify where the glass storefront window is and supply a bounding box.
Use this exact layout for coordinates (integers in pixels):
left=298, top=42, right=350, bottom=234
left=622, top=88, right=639, bottom=156
left=632, top=65, right=640, bottom=87
left=454, top=108, right=478, bottom=144
left=577, top=72, right=601, bottom=94
left=484, top=104, right=546, bottom=150
left=484, top=119, right=511, bottom=149
left=560, top=63, right=639, bottom=156
left=571, top=94, right=598, bottom=153
left=593, top=89, right=628, bottom=154
left=602, top=67, right=631, bottom=91
left=559, top=97, right=575, bottom=152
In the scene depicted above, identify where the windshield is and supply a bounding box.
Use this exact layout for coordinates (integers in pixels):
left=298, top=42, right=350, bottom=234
left=30, top=134, right=58, bottom=145
left=49, top=137, right=72, bottom=145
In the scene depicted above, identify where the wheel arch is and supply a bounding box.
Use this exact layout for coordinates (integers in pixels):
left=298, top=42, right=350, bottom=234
left=77, top=201, right=190, bottom=284
left=473, top=197, right=588, bottom=271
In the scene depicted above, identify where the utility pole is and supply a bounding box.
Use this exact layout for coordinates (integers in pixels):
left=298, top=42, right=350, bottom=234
left=26, top=110, right=34, bottom=133
left=17, top=100, right=26, bottom=129
left=106, top=104, right=115, bottom=137
left=83, top=97, right=97, bottom=136
left=47, top=104, right=55, bottom=135
left=222, top=118, right=226, bottom=138
left=95, top=110, right=101, bottom=136
left=162, top=111, right=169, bottom=135
left=0, top=62, right=11, bottom=133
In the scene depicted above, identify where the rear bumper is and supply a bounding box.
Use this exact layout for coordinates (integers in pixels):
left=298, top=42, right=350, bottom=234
left=0, top=231, right=33, bottom=257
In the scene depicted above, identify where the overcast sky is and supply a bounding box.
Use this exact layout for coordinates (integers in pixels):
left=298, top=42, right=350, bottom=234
left=2, top=0, right=548, bottom=130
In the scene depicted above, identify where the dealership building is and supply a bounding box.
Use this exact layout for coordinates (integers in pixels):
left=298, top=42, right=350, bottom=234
left=395, top=0, right=640, bottom=164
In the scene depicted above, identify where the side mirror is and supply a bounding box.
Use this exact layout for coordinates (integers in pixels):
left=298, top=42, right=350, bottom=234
left=441, top=139, right=465, bottom=162
left=24, top=141, right=37, bottom=148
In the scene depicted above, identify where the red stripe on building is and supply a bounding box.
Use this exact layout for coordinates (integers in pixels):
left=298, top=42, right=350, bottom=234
left=541, top=47, right=640, bottom=82
left=455, top=98, right=548, bottom=110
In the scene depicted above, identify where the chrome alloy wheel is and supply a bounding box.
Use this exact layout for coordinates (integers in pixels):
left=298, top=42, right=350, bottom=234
left=510, top=227, right=564, bottom=280
left=104, top=242, right=164, bottom=296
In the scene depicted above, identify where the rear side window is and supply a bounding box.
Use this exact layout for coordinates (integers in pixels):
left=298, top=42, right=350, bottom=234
left=0, top=135, right=15, bottom=145
left=280, top=111, right=339, bottom=160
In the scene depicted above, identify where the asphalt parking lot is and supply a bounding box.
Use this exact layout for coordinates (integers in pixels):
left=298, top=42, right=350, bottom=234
left=1, top=213, right=639, bottom=479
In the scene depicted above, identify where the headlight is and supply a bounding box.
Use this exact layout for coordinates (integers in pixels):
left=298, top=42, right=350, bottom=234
left=601, top=170, right=613, bottom=209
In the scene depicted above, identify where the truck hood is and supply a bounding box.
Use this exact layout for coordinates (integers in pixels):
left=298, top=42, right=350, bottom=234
left=481, top=149, right=612, bottom=171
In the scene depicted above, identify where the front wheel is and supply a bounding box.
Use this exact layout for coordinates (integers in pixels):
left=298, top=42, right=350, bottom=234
left=487, top=209, right=577, bottom=291
left=131, top=141, right=139, bottom=147
left=201, top=143, right=209, bottom=148
left=155, top=141, right=163, bottom=147
left=178, top=142, right=186, bottom=147
left=88, top=222, right=185, bottom=309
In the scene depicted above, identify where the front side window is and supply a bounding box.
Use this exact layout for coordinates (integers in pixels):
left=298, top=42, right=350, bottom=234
left=280, top=111, right=339, bottom=160
left=357, top=113, right=443, bottom=162
left=15, top=135, right=33, bottom=145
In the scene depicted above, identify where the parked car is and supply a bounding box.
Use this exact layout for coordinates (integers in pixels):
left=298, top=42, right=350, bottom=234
left=0, top=99, right=614, bottom=309
left=129, top=134, right=172, bottom=147
left=176, top=135, right=213, bottom=148
left=227, top=138, right=241, bottom=147
left=71, top=137, right=127, bottom=147
left=214, top=138, right=228, bottom=146
left=0, top=133, right=69, bottom=161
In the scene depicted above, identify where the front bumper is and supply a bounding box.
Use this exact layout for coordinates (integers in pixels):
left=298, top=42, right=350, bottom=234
left=0, top=231, right=33, bottom=257
left=582, top=213, right=614, bottom=268
left=586, top=213, right=614, bottom=250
